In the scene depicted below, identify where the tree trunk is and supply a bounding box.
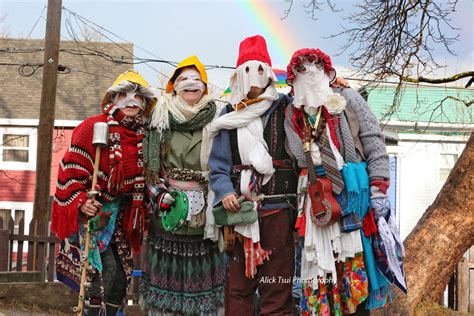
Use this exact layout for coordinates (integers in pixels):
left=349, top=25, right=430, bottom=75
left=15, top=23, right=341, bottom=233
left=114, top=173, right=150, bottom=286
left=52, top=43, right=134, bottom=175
left=376, top=132, right=474, bottom=315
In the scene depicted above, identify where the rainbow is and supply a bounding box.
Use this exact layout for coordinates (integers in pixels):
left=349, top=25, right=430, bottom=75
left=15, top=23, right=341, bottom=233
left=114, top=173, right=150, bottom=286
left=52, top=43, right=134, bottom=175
left=237, top=0, right=299, bottom=66
left=221, top=68, right=288, bottom=96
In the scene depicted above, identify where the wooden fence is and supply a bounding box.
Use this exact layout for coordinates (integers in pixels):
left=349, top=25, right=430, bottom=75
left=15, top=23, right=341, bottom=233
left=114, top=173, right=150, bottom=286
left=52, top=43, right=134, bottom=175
left=0, top=216, right=56, bottom=281
left=0, top=215, right=142, bottom=309
left=442, top=247, right=474, bottom=313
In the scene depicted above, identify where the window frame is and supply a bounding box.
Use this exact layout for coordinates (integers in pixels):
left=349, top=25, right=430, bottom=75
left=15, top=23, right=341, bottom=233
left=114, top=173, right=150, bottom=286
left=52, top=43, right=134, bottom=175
left=438, top=153, right=458, bottom=183
left=0, top=127, right=37, bottom=170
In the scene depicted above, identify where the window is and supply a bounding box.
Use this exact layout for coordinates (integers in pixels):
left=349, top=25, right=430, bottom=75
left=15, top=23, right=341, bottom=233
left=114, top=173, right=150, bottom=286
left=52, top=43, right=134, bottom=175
left=0, top=127, right=37, bottom=170
left=439, top=153, right=458, bottom=182
left=2, top=134, right=29, bottom=162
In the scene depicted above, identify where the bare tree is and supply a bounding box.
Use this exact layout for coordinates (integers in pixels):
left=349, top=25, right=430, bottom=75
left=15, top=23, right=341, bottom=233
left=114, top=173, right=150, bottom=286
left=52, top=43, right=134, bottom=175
left=78, top=24, right=104, bottom=42
left=284, top=1, right=473, bottom=314
left=282, top=0, right=339, bottom=20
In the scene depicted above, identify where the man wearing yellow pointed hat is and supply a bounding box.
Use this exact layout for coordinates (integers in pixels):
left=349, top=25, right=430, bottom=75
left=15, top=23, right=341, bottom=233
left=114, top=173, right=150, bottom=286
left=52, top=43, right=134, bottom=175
left=51, top=70, right=156, bottom=315
left=140, top=55, right=225, bottom=315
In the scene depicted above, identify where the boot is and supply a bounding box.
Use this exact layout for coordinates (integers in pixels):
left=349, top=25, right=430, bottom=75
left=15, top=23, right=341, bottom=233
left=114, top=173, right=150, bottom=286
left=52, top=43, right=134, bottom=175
left=105, top=302, right=119, bottom=316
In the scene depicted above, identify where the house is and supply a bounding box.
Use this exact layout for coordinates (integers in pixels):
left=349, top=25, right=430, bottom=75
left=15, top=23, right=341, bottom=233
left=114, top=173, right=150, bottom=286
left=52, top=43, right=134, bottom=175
left=365, top=84, right=473, bottom=240
left=0, top=38, right=134, bottom=234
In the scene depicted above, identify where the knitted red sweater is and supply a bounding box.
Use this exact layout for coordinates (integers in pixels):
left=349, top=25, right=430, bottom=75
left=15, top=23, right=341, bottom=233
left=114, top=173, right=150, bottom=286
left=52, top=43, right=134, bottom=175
left=51, top=114, right=139, bottom=240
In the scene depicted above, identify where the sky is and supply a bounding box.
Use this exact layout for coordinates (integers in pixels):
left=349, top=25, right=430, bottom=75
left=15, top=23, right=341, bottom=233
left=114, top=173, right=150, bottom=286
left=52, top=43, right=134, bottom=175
left=1, top=0, right=473, bottom=92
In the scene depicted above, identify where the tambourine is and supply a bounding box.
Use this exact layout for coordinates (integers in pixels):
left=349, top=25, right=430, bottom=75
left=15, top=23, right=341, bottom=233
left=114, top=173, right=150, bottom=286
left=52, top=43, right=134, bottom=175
left=161, top=191, right=189, bottom=232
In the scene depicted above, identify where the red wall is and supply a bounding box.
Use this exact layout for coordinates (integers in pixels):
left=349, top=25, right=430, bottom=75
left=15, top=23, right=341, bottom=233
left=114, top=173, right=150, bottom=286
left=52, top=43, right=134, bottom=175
left=0, top=128, right=74, bottom=203
left=50, top=128, right=74, bottom=196
left=0, top=169, right=36, bottom=202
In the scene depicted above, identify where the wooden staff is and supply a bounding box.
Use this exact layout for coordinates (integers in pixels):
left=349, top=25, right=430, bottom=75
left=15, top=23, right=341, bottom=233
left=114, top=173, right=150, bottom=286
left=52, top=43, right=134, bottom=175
left=73, top=122, right=108, bottom=315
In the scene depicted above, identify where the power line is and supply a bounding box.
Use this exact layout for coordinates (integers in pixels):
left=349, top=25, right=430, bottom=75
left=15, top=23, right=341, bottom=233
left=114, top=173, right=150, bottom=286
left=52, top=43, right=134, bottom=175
left=62, top=6, right=171, bottom=80
left=60, top=12, right=163, bottom=91
left=26, top=5, right=47, bottom=40
left=64, top=11, right=101, bottom=97
left=61, top=6, right=227, bottom=91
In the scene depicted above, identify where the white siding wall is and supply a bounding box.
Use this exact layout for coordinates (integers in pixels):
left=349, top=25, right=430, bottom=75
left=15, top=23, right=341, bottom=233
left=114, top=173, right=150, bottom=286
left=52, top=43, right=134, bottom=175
left=390, top=138, right=466, bottom=240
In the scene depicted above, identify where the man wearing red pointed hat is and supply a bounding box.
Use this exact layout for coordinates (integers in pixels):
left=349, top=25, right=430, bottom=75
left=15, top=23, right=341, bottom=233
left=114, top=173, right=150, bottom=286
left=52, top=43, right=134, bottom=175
left=208, top=35, right=299, bottom=315
left=284, top=48, right=406, bottom=314
left=51, top=70, right=156, bottom=315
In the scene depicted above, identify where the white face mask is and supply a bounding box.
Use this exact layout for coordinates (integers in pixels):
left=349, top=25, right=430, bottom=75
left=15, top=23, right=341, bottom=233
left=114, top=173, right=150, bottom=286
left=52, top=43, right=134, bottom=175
left=230, top=60, right=277, bottom=101
left=292, top=61, right=332, bottom=115
left=113, top=91, right=145, bottom=110
left=174, top=69, right=205, bottom=94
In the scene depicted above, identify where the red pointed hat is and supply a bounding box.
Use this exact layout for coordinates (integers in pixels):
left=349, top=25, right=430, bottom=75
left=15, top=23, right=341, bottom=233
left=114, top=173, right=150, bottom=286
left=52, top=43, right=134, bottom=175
left=236, top=35, right=272, bottom=68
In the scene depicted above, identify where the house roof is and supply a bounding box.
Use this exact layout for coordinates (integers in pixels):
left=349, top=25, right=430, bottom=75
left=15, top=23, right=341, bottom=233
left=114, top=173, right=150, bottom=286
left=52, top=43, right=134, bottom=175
left=0, top=38, right=134, bottom=121
left=367, top=85, right=474, bottom=125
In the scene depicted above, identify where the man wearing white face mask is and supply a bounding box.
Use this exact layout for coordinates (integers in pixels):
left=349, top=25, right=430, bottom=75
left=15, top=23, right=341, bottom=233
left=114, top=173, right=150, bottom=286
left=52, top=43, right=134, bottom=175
left=284, top=49, right=406, bottom=315
left=208, top=35, right=298, bottom=316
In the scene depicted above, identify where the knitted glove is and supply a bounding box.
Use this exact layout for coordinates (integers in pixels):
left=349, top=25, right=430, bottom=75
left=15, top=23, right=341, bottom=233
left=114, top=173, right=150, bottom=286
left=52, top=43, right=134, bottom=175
left=213, top=197, right=258, bottom=226
left=362, top=209, right=377, bottom=237
left=156, top=192, right=176, bottom=215
left=370, top=185, right=391, bottom=221
left=88, top=210, right=112, bottom=233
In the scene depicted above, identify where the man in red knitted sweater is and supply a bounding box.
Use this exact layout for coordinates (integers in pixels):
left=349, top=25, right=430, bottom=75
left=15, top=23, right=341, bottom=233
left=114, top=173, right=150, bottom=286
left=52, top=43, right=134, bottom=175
left=51, top=70, right=156, bottom=315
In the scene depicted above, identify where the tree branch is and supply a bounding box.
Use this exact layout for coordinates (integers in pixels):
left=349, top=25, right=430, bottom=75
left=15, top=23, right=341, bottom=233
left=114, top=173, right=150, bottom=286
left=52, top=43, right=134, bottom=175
left=439, top=95, right=474, bottom=108
left=401, top=71, right=474, bottom=84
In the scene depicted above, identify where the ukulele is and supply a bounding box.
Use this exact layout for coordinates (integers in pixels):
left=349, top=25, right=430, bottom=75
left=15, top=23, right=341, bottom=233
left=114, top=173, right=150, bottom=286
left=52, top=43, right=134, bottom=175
left=302, top=112, right=342, bottom=227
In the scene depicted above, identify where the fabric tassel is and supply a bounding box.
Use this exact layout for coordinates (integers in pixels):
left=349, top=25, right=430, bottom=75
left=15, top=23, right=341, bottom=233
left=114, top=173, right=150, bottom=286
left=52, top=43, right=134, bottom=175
left=340, top=163, right=364, bottom=232
left=123, top=204, right=146, bottom=255
left=290, top=106, right=305, bottom=138
left=322, top=106, right=340, bottom=150
left=362, top=210, right=378, bottom=237
left=243, top=237, right=271, bottom=278
left=341, top=163, right=359, bottom=217
left=366, top=285, right=395, bottom=310
left=52, top=191, right=87, bottom=239
left=108, top=160, right=124, bottom=193
left=355, top=162, right=369, bottom=218
left=357, top=159, right=392, bottom=311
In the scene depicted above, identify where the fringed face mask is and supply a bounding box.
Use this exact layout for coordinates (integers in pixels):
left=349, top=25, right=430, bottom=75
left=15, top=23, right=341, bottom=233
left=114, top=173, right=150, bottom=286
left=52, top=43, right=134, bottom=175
left=229, top=60, right=277, bottom=103
left=174, top=69, right=205, bottom=94
left=292, top=59, right=332, bottom=115
left=114, top=91, right=145, bottom=111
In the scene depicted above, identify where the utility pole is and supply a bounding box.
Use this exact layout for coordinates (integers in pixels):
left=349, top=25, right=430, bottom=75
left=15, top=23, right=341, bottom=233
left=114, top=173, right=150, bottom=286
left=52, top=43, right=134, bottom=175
left=32, top=0, right=62, bottom=224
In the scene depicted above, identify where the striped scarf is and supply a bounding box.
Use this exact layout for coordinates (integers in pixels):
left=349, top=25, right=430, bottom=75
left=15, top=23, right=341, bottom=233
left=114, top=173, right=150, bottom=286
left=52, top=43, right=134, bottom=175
left=243, top=237, right=271, bottom=278
left=103, top=103, right=145, bottom=254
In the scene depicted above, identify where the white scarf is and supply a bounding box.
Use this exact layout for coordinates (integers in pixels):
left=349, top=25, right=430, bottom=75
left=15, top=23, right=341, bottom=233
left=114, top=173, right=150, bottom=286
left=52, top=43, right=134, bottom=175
left=209, top=87, right=278, bottom=187
left=299, top=174, right=363, bottom=286
left=150, top=93, right=216, bottom=171
left=150, top=93, right=212, bottom=131
left=150, top=93, right=222, bottom=241
left=209, top=87, right=278, bottom=242
left=378, top=215, right=406, bottom=290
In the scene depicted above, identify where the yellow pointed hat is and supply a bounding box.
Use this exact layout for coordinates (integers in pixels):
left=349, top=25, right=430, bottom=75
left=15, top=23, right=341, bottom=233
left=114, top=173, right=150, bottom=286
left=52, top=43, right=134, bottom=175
left=111, top=69, right=150, bottom=88
left=166, top=55, right=208, bottom=94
